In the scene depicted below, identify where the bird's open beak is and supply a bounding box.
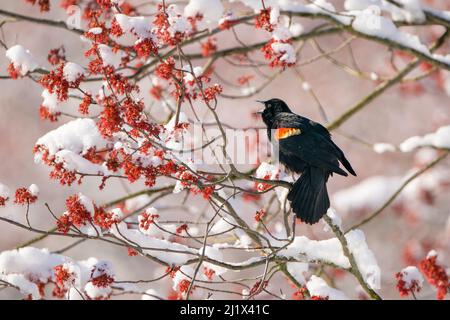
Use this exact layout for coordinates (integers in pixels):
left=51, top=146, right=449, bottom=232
left=255, top=110, right=264, bottom=115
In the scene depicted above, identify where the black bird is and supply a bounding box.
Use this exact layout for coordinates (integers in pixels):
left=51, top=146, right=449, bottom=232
left=258, top=98, right=356, bottom=224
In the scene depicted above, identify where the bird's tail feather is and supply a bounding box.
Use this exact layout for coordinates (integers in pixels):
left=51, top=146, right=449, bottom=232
left=287, top=167, right=330, bottom=224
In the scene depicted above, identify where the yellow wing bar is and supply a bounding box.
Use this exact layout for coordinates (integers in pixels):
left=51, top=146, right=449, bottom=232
left=274, top=128, right=301, bottom=140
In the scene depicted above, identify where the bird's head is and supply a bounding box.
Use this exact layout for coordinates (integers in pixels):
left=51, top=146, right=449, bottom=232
left=256, top=98, right=292, bottom=127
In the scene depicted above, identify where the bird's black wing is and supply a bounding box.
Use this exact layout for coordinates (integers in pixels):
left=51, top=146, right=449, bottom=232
left=272, top=113, right=355, bottom=176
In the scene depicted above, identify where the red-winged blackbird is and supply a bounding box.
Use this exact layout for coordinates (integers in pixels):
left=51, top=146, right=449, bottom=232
left=258, top=98, right=356, bottom=224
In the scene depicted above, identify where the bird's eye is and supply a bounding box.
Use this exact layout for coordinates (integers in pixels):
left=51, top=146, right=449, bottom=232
left=267, top=103, right=272, bottom=108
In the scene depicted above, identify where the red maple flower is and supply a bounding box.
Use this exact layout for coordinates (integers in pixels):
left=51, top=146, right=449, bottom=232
left=419, top=252, right=449, bottom=300
left=203, top=84, right=223, bottom=103
left=139, top=212, right=159, bottom=230
left=178, top=279, right=192, bottom=294
left=134, top=38, right=158, bottom=59
left=237, top=75, right=254, bottom=86
left=395, top=267, right=423, bottom=298
left=203, top=267, right=215, bottom=280
left=14, top=187, right=38, bottom=205
left=201, top=38, right=217, bottom=57
left=127, top=247, right=138, bottom=256
left=255, top=209, right=266, bottom=222
left=7, top=63, right=20, bottom=79
left=79, top=94, right=92, bottom=114
left=176, top=224, right=188, bottom=234
left=54, top=265, right=75, bottom=287
left=254, top=8, right=273, bottom=32
left=47, top=47, right=66, bottom=66
left=25, top=0, right=50, bottom=12
left=155, top=58, right=175, bottom=80
left=0, top=196, right=8, bottom=206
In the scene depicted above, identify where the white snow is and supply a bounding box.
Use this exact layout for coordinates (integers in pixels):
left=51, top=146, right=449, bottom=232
left=345, top=0, right=425, bottom=23
left=400, top=125, right=450, bottom=151
left=353, top=9, right=427, bottom=52
left=114, top=14, right=153, bottom=39
left=98, top=44, right=124, bottom=68
left=28, top=184, right=39, bottom=197
left=142, top=288, right=162, bottom=300
left=0, top=183, right=10, bottom=199
left=35, top=118, right=108, bottom=156
left=306, top=275, right=349, bottom=299
left=279, top=235, right=350, bottom=268
left=183, top=65, right=203, bottom=83
left=346, top=230, right=381, bottom=289
left=255, top=162, right=281, bottom=182
left=279, top=229, right=380, bottom=290
left=172, top=265, right=194, bottom=292
left=426, top=249, right=437, bottom=258
left=88, top=27, right=103, bottom=35
left=5, top=45, right=38, bottom=75
left=34, top=118, right=111, bottom=176
left=63, top=62, right=85, bottom=82
left=323, top=207, right=342, bottom=231
left=199, top=245, right=227, bottom=275
left=286, top=262, right=309, bottom=285
left=111, top=221, right=197, bottom=265
left=166, top=5, right=192, bottom=36
left=373, top=142, right=396, bottom=153
left=184, top=0, right=224, bottom=23
left=271, top=42, right=296, bottom=64
left=41, top=89, right=62, bottom=113
left=398, top=266, right=424, bottom=289
left=0, top=247, right=65, bottom=283
left=0, top=247, right=117, bottom=299
left=84, top=281, right=112, bottom=299
left=0, top=273, right=40, bottom=299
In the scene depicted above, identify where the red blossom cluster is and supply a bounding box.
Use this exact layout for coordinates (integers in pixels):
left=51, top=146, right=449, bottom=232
left=139, top=212, right=160, bottom=230
left=203, top=267, right=215, bottom=280
left=254, top=209, right=266, bottom=222
left=201, top=38, right=217, bottom=57
left=0, top=196, right=8, bottom=206
left=203, top=84, right=223, bottom=103
left=219, top=17, right=239, bottom=30
left=53, top=264, right=76, bottom=297
left=261, top=39, right=295, bottom=69
left=56, top=194, right=116, bottom=233
left=178, top=279, right=193, bottom=294
left=40, top=63, right=84, bottom=103
left=14, top=187, right=38, bottom=205
left=7, top=63, right=20, bottom=79
left=176, top=223, right=188, bottom=234
left=419, top=252, right=449, bottom=300
left=237, top=75, right=254, bottom=86
left=127, top=247, right=138, bottom=256
left=292, top=286, right=308, bottom=300
left=395, top=271, right=422, bottom=297
left=48, top=47, right=66, bottom=66
left=176, top=169, right=216, bottom=200
left=153, top=5, right=188, bottom=46
left=25, top=0, right=50, bottom=12
left=254, top=8, right=274, bottom=32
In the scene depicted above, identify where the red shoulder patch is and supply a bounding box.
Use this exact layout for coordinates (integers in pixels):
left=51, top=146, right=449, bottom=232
left=274, top=128, right=301, bottom=140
